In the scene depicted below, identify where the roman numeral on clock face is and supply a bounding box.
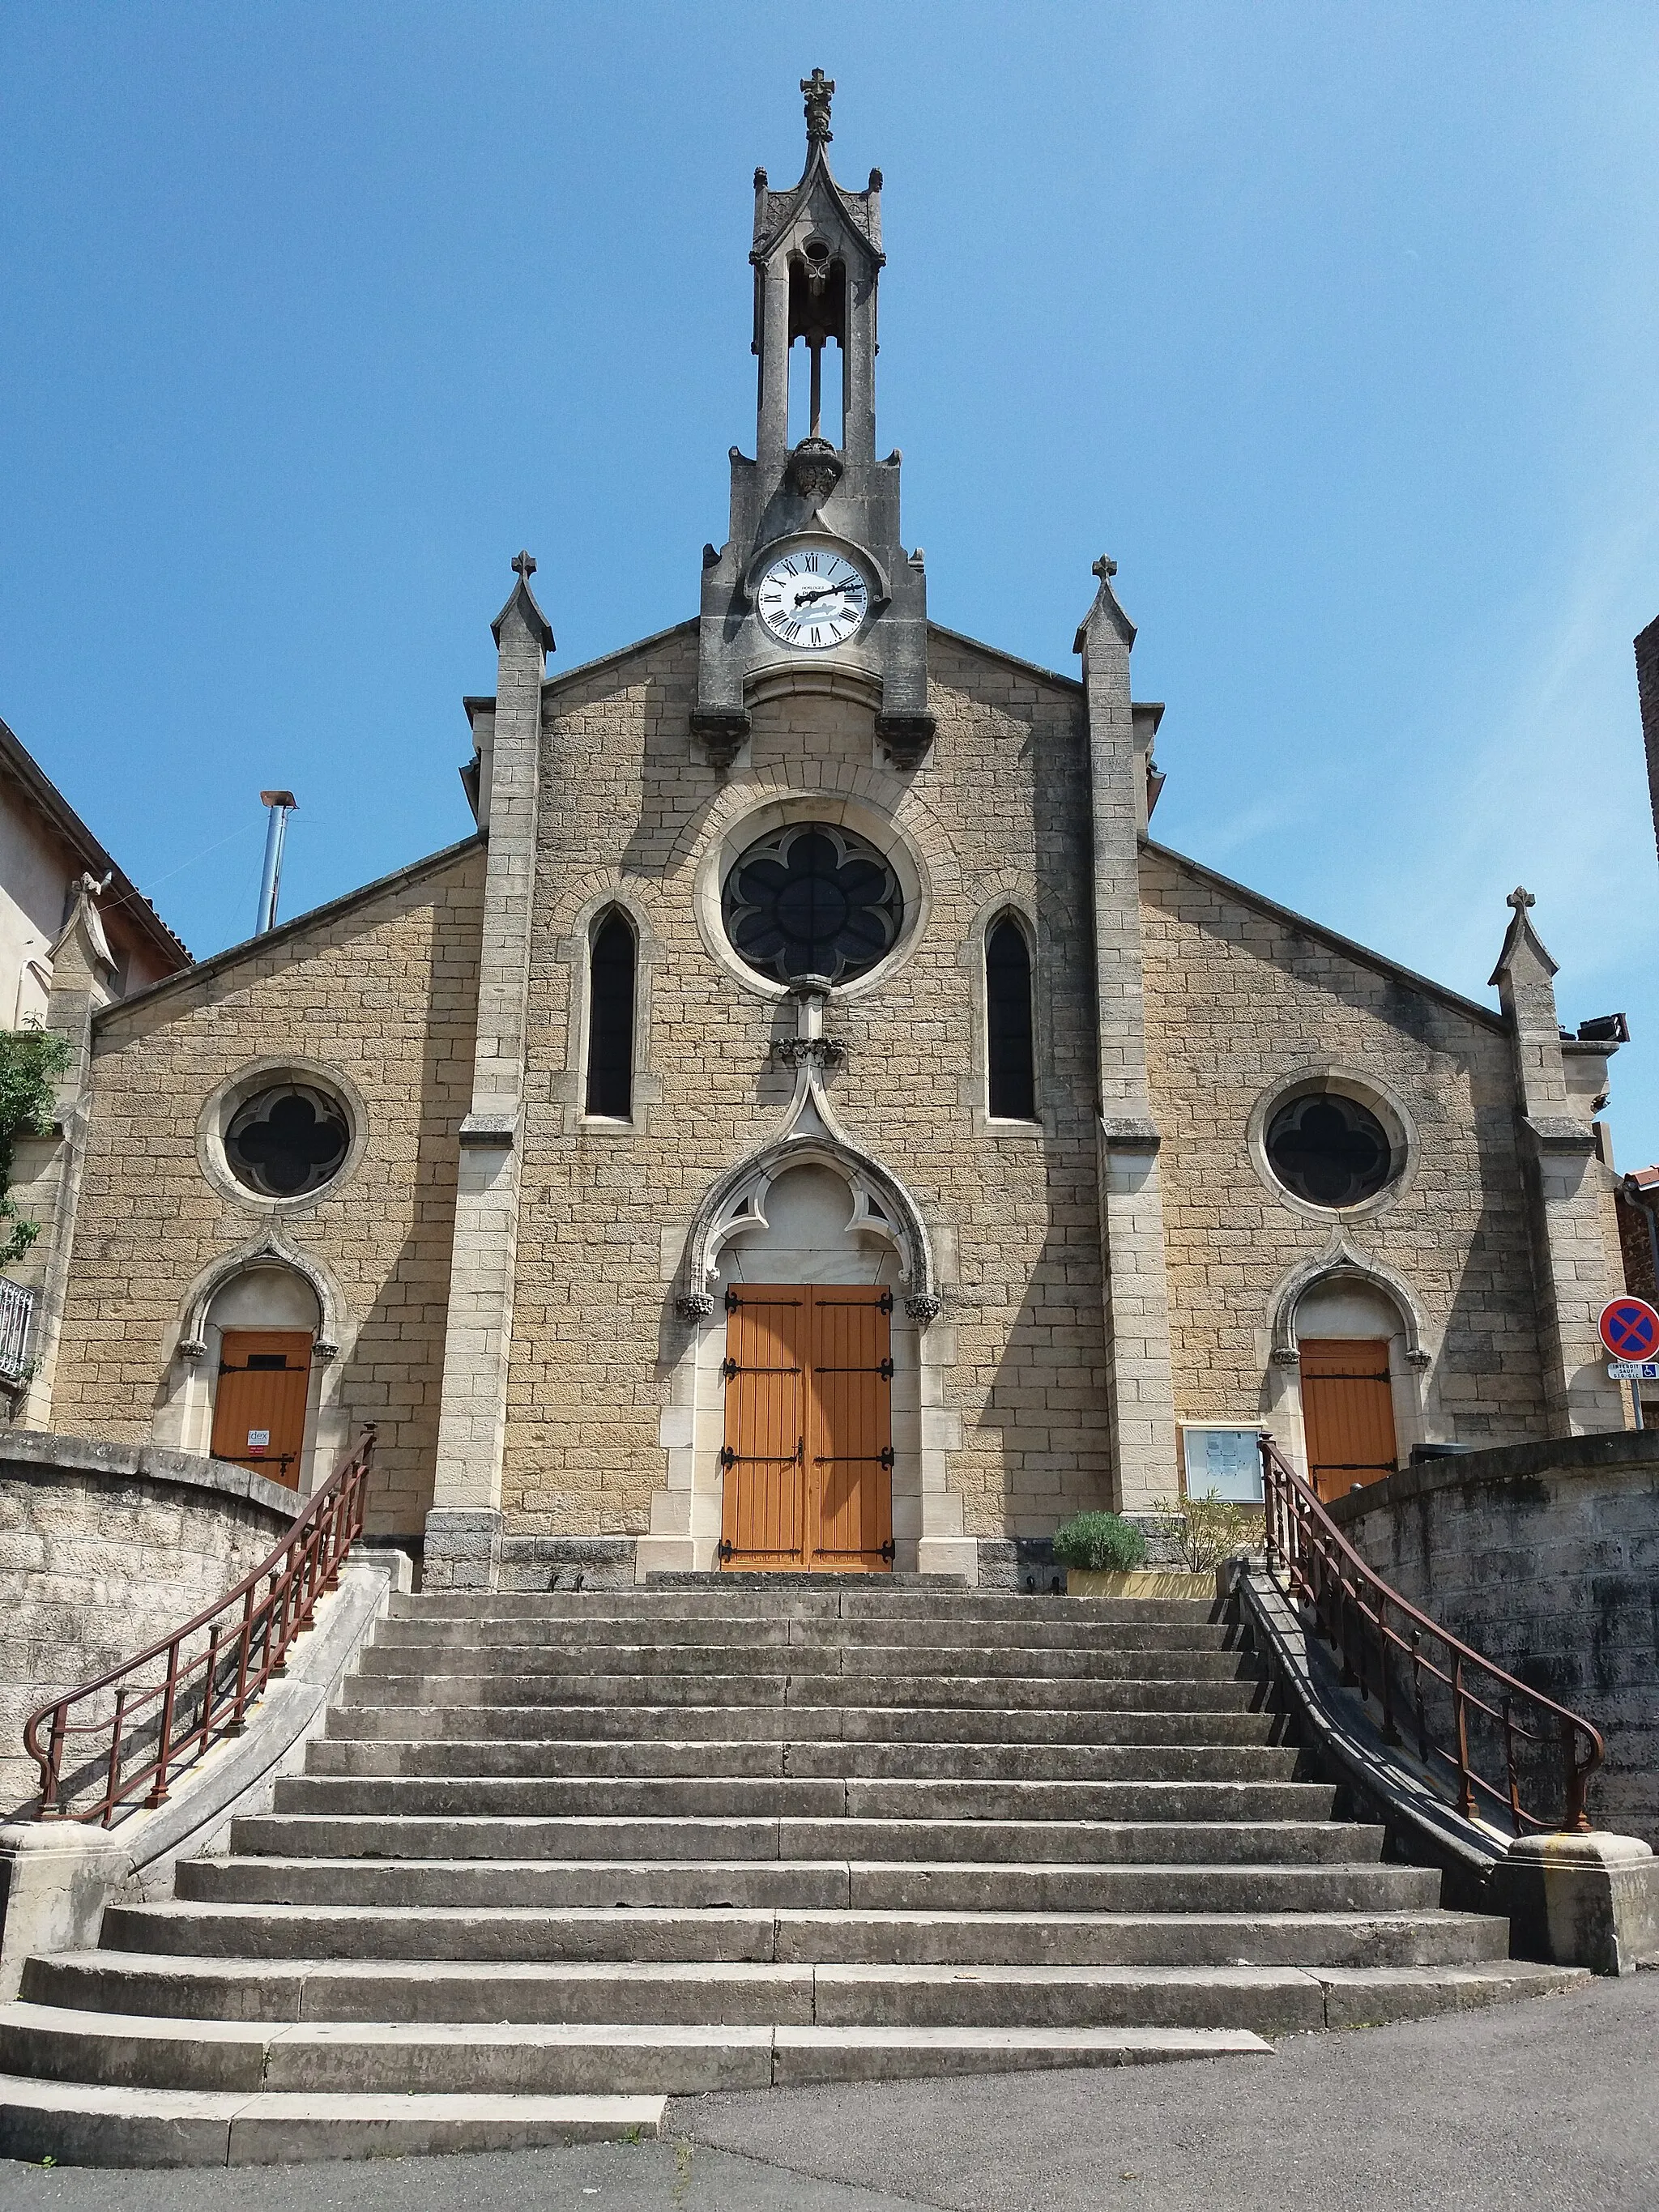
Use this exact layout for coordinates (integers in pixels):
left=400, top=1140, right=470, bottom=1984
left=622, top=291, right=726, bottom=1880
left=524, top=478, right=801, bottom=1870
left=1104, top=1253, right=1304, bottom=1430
left=756, top=548, right=871, bottom=650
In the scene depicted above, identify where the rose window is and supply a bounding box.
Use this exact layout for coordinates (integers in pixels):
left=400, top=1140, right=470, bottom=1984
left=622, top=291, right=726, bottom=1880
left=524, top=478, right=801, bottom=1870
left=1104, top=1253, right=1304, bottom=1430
left=226, top=1084, right=350, bottom=1199
left=1265, top=1093, right=1396, bottom=1209
left=722, top=824, right=903, bottom=986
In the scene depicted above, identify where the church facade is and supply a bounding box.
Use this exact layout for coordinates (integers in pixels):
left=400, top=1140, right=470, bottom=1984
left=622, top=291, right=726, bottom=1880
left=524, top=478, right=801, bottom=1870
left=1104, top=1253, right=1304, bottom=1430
left=11, top=82, right=1633, bottom=1587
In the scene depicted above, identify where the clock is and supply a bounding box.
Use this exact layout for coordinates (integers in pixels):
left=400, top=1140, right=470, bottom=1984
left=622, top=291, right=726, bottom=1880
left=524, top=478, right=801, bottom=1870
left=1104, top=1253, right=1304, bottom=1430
left=755, top=547, right=869, bottom=650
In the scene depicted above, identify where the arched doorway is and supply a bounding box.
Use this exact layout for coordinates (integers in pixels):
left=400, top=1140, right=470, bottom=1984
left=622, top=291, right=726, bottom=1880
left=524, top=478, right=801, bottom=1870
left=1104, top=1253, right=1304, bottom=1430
left=204, top=1268, right=319, bottom=1491
left=1293, top=1280, right=1416, bottom=1504
left=718, top=1164, right=900, bottom=1572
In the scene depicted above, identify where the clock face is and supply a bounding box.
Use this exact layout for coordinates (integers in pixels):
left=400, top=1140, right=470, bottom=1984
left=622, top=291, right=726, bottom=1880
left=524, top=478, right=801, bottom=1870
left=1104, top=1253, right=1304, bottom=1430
left=755, top=548, right=869, bottom=650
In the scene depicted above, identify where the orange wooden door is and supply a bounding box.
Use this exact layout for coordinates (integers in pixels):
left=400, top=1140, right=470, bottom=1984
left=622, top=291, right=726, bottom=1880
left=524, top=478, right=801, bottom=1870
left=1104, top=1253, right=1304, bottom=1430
left=212, top=1329, right=313, bottom=1490
left=1299, top=1338, right=1397, bottom=1504
left=719, top=1288, right=808, bottom=1568
left=808, top=1286, right=894, bottom=1572
left=721, top=1285, right=893, bottom=1571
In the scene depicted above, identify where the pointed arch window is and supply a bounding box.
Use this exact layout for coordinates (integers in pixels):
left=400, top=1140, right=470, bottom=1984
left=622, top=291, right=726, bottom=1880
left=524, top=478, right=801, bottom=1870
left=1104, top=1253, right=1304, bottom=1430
left=986, top=914, right=1036, bottom=1122
left=585, top=909, right=636, bottom=1120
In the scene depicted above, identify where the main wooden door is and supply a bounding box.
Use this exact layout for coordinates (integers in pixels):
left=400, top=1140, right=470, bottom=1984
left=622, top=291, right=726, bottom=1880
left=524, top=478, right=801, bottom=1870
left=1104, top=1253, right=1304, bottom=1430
left=719, top=1284, right=894, bottom=1572
left=211, top=1329, right=313, bottom=1490
left=1299, top=1337, right=1397, bottom=1504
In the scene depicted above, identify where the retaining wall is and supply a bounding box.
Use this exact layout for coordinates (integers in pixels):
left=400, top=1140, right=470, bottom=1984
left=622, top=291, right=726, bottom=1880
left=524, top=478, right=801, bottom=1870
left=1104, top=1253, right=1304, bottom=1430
left=1328, top=1431, right=1659, bottom=1846
left=0, top=1430, right=296, bottom=1815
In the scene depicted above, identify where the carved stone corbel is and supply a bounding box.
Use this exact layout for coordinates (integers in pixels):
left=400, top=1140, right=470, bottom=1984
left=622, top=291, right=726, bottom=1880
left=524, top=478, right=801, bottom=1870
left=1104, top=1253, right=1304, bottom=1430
left=689, top=710, right=751, bottom=769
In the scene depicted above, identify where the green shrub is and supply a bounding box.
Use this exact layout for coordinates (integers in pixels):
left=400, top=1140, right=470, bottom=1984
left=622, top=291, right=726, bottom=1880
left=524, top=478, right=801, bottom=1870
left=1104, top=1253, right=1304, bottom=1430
left=1051, top=1511, right=1148, bottom=1574
left=0, top=1028, right=69, bottom=1268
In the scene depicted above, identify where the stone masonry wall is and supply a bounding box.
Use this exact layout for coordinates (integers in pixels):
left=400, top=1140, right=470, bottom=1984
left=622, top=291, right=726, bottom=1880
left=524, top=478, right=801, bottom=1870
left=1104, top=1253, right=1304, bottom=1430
left=503, top=624, right=1116, bottom=1541
left=1328, top=1433, right=1659, bottom=1846
left=1141, top=844, right=1553, bottom=1455
left=0, top=1432, right=296, bottom=1815
left=45, top=845, right=484, bottom=1538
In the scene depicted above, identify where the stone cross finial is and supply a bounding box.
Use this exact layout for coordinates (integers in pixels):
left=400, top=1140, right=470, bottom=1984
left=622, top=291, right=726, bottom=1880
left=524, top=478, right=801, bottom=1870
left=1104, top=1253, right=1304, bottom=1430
left=801, top=69, right=834, bottom=143
left=1508, top=885, right=1536, bottom=912
left=1093, top=556, right=1119, bottom=580
left=512, top=550, right=537, bottom=580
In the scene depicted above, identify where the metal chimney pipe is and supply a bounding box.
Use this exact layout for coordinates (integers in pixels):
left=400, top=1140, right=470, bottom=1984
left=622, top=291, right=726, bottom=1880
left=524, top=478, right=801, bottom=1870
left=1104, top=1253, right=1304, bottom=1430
left=255, top=791, right=297, bottom=936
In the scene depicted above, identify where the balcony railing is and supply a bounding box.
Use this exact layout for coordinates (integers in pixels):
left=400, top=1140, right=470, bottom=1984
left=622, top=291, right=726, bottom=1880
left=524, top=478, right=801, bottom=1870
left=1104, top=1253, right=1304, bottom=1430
left=0, top=1276, right=36, bottom=1383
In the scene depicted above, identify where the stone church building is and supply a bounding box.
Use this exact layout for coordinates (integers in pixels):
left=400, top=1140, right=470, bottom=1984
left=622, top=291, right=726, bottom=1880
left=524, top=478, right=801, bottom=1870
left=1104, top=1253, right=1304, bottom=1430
left=11, top=81, right=1633, bottom=1588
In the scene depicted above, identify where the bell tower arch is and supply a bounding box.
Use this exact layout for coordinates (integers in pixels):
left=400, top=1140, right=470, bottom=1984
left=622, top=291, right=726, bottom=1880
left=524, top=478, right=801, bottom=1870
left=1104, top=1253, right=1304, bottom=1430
left=693, top=73, right=934, bottom=771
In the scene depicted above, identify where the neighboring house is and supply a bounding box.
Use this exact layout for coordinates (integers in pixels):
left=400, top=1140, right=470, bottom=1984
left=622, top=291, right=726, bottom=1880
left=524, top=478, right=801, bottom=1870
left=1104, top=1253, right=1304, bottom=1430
left=0, top=716, right=190, bottom=1396
left=3, top=86, right=1640, bottom=1577
left=0, top=715, right=189, bottom=1025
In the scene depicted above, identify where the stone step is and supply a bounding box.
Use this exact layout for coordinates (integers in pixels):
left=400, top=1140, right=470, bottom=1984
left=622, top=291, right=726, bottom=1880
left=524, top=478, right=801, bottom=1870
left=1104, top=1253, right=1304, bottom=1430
left=390, top=1592, right=1216, bottom=1625
left=96, top=1900, right=1511, bottom=1971
left=322, top=1702, right=1282, bottom=1746
left=0, top=2013, right=1268, bottom=2112
left=301, top=1737, right=1300, bottom=1784
left=353, top=1643, right=1256, bottom=1683
left=0, top=2073, right=667, bottom=2168
left=227, top=1813, right=1379, bottom=1865
left=373, top=1616, right=1233, bottom=1653
left=339, top=1671, right=1265, bottom=1712
left=269, top=1775, right=1333, bottom=1822
left=177, top=1856, right=1440, bottom=1916
left=3, top=1956, right=1582, bottom=2052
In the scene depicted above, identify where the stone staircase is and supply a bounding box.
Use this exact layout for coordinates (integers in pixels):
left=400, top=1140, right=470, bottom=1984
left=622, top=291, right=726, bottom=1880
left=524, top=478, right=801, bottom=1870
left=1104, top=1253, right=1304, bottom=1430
left=0, top=1581, right=1579, bottom=2164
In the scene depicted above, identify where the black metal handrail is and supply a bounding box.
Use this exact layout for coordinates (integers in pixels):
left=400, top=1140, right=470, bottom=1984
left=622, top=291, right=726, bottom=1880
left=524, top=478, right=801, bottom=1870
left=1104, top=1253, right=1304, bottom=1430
left=23, top=1427, right=376, bottom=1826
left=1259, top=1434, right=1601, bottom=1834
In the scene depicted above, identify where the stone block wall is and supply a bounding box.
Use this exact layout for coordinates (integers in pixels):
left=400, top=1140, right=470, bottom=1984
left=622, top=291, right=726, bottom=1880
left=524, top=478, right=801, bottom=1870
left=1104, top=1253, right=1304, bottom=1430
left=1328, top=1432, right=1659, bottom=1845
left=41, top=844, right=484, bottom=1540
left=504, top=624, right=1116, bottom=1543
left=0, top=1431, right=296, bottom=1815
left=1141, top=843, right=1553, bottom=1451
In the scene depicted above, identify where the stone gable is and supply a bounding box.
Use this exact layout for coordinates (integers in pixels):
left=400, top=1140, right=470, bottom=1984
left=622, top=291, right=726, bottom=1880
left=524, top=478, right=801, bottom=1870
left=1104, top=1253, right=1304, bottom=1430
left=46, top=844, right=484, bottom=1535
left=1141, top=842, right=1550, bottom=1449
left=501, top=624, right=1116, bottom=1542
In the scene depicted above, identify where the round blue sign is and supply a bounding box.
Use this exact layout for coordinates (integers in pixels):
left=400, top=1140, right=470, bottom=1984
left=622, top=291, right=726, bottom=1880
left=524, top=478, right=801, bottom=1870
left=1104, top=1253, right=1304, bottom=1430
left=1599, top=1298, right=1659, bottom=1361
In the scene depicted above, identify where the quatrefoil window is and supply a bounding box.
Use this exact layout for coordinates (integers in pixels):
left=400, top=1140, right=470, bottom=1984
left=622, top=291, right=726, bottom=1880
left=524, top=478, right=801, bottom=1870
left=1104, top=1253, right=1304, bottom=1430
left=1265, top=1091, right=1397, bottom=1210
left=225, top=1084, right=350, bottom=1200
left=722, top=823, right=903, bottom=987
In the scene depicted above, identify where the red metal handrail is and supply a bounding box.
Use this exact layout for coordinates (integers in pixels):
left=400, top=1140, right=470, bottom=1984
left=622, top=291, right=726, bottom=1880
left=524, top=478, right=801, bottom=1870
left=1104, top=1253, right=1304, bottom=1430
left=1258, top=1434, right=1601, bottom=1833
left=23, top=1427, right=377, bottom=1826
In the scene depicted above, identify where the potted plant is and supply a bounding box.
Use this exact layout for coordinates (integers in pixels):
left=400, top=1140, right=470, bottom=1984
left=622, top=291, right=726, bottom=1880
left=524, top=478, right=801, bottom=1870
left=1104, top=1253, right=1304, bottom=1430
left=1051, top=1509, right=1213, bottom=1599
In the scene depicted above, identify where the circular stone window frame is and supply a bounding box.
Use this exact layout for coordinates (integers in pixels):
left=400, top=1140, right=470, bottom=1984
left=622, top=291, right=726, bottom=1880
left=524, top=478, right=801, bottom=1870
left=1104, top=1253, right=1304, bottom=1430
left=1247, top=1066, right=1418, bottom=1225
left=197, top=1058, right=369, bottom=1216
left=694, top=795, right=931, bottom=1005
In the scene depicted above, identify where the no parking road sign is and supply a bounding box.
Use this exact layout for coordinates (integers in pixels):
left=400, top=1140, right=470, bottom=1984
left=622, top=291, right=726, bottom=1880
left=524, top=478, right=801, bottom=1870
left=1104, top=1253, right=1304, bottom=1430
left=1599, top=1298, right=1659, bottom=1363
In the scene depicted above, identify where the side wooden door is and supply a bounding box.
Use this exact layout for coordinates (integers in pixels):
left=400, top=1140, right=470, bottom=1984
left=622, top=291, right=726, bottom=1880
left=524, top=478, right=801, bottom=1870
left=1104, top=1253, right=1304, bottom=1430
left=720, top=1285, right=893, bottom=1571
left=1299, top=1337, right=1397, bottom=1504
left=211, top=1329, right=313, bottom=1490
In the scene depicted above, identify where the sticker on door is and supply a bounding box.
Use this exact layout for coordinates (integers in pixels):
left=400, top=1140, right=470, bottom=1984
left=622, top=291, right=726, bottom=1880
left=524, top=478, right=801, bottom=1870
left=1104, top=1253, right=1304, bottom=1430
left=247, top=1430, right=271, bottom=1450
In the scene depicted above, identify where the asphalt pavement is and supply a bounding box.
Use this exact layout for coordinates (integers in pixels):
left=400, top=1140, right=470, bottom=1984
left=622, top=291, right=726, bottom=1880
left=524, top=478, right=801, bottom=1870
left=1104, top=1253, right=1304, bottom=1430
left=0, top=1971, right=1653, bottom=2212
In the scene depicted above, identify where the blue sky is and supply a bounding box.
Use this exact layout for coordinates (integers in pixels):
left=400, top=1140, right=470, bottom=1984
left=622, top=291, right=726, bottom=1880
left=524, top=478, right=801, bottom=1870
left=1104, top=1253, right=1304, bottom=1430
left=4, top=5, right=1658, bottom=1161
